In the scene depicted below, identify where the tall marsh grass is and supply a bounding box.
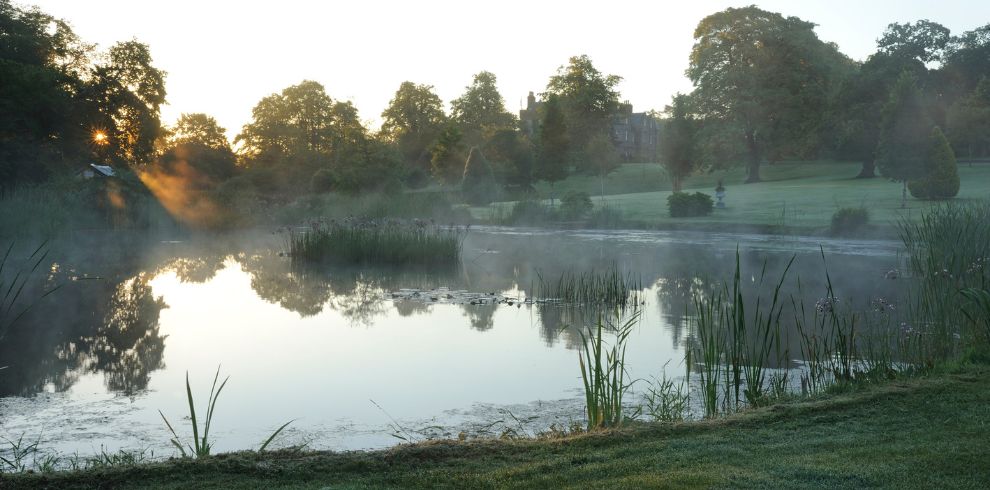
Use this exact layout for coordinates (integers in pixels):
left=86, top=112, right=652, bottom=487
left=287, top=219, right=464, bottom=266
left=899, top=203, right=990, bottom=361
left=534, top=265, right=642, bottom=308
left=159, top=368, right=292, bottom=459
left=0, top=241, right=60, bottom=342
left=687, top=251, right=793, bottom=416
left=577, top=311, right=639, bottom=429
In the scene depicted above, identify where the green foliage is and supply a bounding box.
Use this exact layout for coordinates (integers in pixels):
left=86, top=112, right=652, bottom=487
left=908, top=127, right=960, bottom=199
left=507, top=199, right=552, bottom=225
left=583, top=133, right=619, bottom=179
left=171, top=113, right=231, bottom=151
left=287, top=219, right=463, bottom=266
left=586, top=203, right=625, bottom=229
left=830, top=207, right=870, bottom=235
left=877, top=20, right=951, bottom=64
left=544, top=55, right=622, bottom=173
left=159, top=368, right=229, bottom=458
left=688, top=6, right=851, bottom=182
left=158, top=368, right=292, bottom=459
left=535, top=95, right=569, bottom=186
left=877, top=72, right=933, bottom=184
left=660, top=94, right=697, bottom=191
left=899, top=203, right=990, bottom=361
left=450, top=71, right=516, bottom=145
left=559, top=191, right=593, bottom=220
left=667, top=192, right=713, bottom=217
left=946, top=77, right=990, bottom=158
left=534, top=266, right=641, bottom=308
left=0, top=242, right=60, bottom=341
left=429, top=124, right=466, bottom=186
left=641, top=370, right=689, bottom=423
left=461, top=147, right=497, bottom=206
left=0, top=2, right=167, bottom=187
left=577, top=311, right=638, bottom=430
left=380, top=81, right=447, bottom=165
left=484, top=129, right=534, bottom=188
left=310, top=168, right=334, bottom=194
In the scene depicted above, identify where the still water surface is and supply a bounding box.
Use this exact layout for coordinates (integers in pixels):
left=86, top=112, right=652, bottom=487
left=0, top=227, right=901, bottom=456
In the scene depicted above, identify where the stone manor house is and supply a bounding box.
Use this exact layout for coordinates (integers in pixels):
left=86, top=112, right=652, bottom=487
left=518, top=92, right=660, bottom=162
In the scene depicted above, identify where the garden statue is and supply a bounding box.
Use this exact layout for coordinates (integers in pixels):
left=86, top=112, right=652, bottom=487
left=715, top=180, right=726, bottom=209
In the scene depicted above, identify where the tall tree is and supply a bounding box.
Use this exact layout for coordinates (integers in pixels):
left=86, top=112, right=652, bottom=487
left=877, top=20, right=952, bottom=64
left=171, top=113, right=230, bottom=151
left=235, top=80, right=336, bottom=159
left=543, top=55, right=621, bottom=172
left=660, top=94, right=697, bottom=191
left=450, top=71, right=515, bottom=145
left=380, top=81, right=446, bottom=166
left=156, top=113, right=237, bottom=184
left=946, top=77, right=990, bottom=158
left=484, top=129, right=534, bottom=189
left=940, top=24, right=990, bottom=107
left=830, top=52, right=927, bottom=178
left=876, top=72, right=934, bottom=205
left=535, top=94, right=569, bottom=202
left=87, top=40, right=167, bottom=165
left=687, top=6, right=849, bottom=182
left=429, top=123, right=466, bottom=187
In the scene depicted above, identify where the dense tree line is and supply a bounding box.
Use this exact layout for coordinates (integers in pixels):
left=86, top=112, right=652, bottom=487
left=4, top=1, right=989, bottom=206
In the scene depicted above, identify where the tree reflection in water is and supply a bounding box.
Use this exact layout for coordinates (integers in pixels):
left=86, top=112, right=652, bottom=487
left=0, top=272, right=167, bottom=397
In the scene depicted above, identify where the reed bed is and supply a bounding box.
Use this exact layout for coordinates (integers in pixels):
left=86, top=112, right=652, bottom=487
left=683, top=202, right=990, bottom=417
left=899, top=202, right=990, bottom=361
left=687, top=250, right=793, bottom=416
left=286, top=218, right=464, bottom=266
left=534, top=265, right=641, bottom=308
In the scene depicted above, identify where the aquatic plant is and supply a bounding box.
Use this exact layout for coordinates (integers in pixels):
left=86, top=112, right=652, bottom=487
left=286, top=218, right=464, bottom=266
left=640, top=367, right=689, bottom=423
left=899, top=202, right=990, bottom=359
left=0, top=241, right=60, bottom=342
left=687, top=250, right=793, bottom=416
left=534, top=265, right=641, bottom=308
left=159, top=367, right=293, bottom=458
left=577, top=311, right=639, bottom=430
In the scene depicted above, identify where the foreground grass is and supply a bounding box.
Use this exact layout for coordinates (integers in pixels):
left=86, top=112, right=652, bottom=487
left=485, top=161, right=990, bottom=232
left=7, top=364, right=989, bottom=489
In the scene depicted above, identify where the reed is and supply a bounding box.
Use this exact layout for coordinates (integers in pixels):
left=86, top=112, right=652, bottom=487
left=287, top=219, right=464, bottom=266
left=0, top=241, right=60, bottom=342
left=641, top=366, right=689, bottom=423
left=534, top=265, right=641, bottom=308
left=899, top=202, right=990, bottom=360
left=577, top=311, right=639, bottom=430
left=159, top=367, right=292, bottom=459
left=687, top=250, right=793, bottom=416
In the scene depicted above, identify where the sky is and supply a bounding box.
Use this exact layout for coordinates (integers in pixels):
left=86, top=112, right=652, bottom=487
left=26, top=0, right=990, bottom=142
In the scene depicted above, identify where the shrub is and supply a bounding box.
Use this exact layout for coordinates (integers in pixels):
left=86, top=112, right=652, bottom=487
left=560, top=191, right=593, bottom=220
left=830, top=207, right=869, bottom=235
left=461, top=147, right=498, bottom=206
left=667, top=192, right=714, bottom=217
left=509, top=199, right=552, bottom=225
left=908, top=127, right=960, bottom=200
left=587, top=204, right=624, bottom=229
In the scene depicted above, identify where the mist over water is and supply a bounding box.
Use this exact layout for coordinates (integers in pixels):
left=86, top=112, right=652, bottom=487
left=0, top=228, right=902, bottom=455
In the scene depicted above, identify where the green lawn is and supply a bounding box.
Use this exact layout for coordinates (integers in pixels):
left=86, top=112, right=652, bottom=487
left=8, top=364, right=989, bottom=489
left=486, top=161, right=990, bottom=231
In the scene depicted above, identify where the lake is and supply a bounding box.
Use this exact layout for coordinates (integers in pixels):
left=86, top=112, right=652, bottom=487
left=0, top=227, right=902, bottom=457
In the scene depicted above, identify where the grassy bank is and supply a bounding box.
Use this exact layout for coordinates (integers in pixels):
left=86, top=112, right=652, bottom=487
left=480, top=161, right=990, bottom=234
left=6, top=363, right=988, bottom=489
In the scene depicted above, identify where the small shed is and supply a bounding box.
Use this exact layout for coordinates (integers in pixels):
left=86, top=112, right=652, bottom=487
left=77, top=163, right=116, bottom=180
